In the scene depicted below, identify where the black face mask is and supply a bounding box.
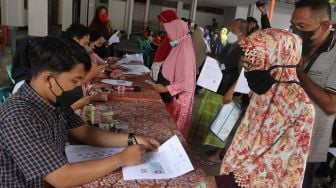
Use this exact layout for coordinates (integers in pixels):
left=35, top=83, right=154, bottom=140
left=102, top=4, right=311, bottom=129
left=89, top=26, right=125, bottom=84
left=291, top=25, right=321, bottom=56
left=244, top=65, right=299, bottom=95
left=49, top=77, right=84, bottom=107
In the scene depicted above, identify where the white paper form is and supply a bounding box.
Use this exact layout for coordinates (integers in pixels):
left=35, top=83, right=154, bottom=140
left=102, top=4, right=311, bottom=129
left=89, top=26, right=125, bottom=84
left=122, top=135, right=194, bottom=180
left=65, top=145, right=124, bottom=163
left=234, top=69, right=250, bottom=94
left=108, top=30, right=120, bottom=45
left=116, top=54, right=144, bottom=65
left=121, top=64, right=150, bottom=75
left=329, top=148, right=336, bottom=157
left=125, top=53, right=144, bottom=63
left=101, top=79, right=133, bottom=86
left=196, top=56, right=223, bottom=92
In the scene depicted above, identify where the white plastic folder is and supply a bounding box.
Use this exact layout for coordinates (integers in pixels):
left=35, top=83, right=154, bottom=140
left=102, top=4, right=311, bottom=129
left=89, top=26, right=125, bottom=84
left=197, top=56, right=223, bottom=92
left=210, top=102, right=242, bottom=142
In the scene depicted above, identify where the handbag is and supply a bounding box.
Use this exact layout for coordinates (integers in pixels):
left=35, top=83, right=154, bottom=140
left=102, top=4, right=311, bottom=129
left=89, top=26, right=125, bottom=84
left=209, top=101, right=242, bottom=142
left=157, top=68, right=174, bottom=103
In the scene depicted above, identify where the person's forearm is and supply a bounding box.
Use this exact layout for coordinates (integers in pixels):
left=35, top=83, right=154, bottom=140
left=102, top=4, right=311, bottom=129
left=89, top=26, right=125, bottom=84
left=71, top=125, right=129, bottom=147
left=227, top=81, right=237, bottom=95
left=82, top=71, right=97, bottom=85
left=261, top=14, right=271, bottom=29
left=44, top=153, right=124, bottom=187
left=167, top=83, right=184, bottom=96
left=299, top=71, right=336, bottom=115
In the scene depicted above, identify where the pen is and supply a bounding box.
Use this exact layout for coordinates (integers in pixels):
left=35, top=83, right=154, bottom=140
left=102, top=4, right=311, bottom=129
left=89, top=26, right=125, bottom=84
left=133, top=135, right=139, bottom=145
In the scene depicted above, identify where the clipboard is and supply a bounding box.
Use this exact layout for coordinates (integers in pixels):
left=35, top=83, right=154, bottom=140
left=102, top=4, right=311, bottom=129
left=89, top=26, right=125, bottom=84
left=209, top=101, right=242, bottom=142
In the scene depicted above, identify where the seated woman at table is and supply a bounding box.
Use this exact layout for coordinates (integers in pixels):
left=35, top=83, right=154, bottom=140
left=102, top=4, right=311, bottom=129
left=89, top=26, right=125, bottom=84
left=0, top=36, right=160, bottom=188
left=89, top=6, right=114, bottom=58
left=214, top=29, right=315, bottom=187
left=153, top=10, right=196, bottom=138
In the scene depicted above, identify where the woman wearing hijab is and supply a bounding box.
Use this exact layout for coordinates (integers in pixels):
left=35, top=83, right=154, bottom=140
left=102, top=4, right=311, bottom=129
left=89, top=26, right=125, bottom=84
left=216, top=29, right=315, bottom=187
left=150, top=10, right=179, bottom=82
left=192, top=27, right=208, bottom=76
left=153, top=11, right=196, bottom=138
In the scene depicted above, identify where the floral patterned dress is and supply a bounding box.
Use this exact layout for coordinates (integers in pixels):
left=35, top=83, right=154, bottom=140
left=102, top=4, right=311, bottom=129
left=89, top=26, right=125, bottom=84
left=166, top=85, right=194, bottom=139
left=220, top=29, right=315, bottom=187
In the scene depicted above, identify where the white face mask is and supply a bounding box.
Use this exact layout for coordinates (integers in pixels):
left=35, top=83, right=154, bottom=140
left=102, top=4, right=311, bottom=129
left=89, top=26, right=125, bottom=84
left=226, top=31, right=238, bottom=44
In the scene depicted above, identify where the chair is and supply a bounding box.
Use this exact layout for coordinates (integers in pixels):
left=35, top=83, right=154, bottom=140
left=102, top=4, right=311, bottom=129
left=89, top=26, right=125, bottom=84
left=135, top=37, right=154, bottom=68
left=0, top=86, right=13, bottom=103
left=6, top=65, right=15, bottom=84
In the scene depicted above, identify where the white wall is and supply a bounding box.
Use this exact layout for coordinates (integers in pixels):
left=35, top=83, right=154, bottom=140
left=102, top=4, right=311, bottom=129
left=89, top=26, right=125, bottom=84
left=108, top=0, right=127, bottom=31
left=1, top=0, right=27, bottom=26
left=252, top=2, right=294, bottom=29
left=28, top=0, right=48, bottom=36
left=235, top=5, right=249, bottom=19
left=62, top=0, right=73, bottom=31
left=223, top=7, right=237, bottom=28
left=133, top=2, right=146, bottom=22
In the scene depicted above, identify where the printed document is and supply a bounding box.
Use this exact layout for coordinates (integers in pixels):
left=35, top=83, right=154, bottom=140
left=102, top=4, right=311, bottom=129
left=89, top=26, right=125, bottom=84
left=65, top=145, right=124, bottom=163
left=234, top=69, right=250, bottom=94
left=101, top=79, right=133, bottom=86
left=121, top=64, right=150, bottom=75
left=108, top=30, right=120, bottom=45
left=116, top=53, right=144, bottom=65
left=196, top=56, right=222, bottom=92
left=329, top=148, right=336, bottom=157
left=122, top=135, right=194, bottom=180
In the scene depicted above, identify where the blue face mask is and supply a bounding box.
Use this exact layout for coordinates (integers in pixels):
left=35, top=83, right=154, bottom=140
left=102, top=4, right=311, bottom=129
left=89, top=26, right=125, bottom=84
left=170, top=40, right=179, bottom=47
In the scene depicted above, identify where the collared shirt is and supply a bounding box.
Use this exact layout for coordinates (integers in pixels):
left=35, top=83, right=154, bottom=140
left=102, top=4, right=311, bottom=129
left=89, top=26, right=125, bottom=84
left=0, top=83, right=84, bottom=187
left=304, top=31, right=336, bottom=162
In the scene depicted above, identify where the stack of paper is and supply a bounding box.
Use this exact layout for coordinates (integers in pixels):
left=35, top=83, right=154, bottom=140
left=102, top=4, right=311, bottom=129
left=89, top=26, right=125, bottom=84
left=233, top=69, right=250, bottom=94
left=108, top=30, right=120, bottom=45
left=101, top=79, right=133, bottom=86
left=64, top=135, right=194, bottom=180
left=65, top=145, right=124, bottom=163
left=197, top=56, right=223, bottom=92
left=121, top=64, right=150, bottom=75
left=116, top=54, right=144, bottom=65
left=122, top=135, right=194, bottom=180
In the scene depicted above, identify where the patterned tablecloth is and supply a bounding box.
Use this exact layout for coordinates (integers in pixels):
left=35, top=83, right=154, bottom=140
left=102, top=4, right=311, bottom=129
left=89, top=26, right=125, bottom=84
left=93, top=74, right=163, bottom=103
left=78, top=100, right=208, bottom=187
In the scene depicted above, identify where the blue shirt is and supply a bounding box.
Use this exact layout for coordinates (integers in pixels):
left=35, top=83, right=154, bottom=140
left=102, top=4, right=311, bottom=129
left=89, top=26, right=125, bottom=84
left=0, top=83, right=84, bottom=187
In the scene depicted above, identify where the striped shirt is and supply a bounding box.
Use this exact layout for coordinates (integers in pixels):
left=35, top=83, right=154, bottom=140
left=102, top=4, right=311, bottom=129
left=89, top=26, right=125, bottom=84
left=0, top=83, right=84, bottom=187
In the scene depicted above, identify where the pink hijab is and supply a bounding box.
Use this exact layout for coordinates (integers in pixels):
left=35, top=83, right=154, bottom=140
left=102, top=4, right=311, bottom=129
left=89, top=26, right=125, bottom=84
left=162, top=19, right=196, bottom=93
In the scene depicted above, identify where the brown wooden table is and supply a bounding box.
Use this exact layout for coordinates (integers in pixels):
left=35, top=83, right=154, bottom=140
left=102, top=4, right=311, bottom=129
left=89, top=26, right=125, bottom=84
left=77, top=73, right=212, bottom=187
left=78, top=100, right=208, bottom=187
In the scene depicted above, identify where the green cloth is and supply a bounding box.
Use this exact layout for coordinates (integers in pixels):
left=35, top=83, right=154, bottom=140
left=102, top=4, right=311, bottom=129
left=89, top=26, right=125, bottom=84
left=189, top=90, right=226, bottom=148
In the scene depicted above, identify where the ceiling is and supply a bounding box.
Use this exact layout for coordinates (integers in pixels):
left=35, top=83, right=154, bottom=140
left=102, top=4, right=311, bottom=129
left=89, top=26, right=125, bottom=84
left=168, top=0, right=258, bottom=7
left=197, top=0, right=257, bottom=7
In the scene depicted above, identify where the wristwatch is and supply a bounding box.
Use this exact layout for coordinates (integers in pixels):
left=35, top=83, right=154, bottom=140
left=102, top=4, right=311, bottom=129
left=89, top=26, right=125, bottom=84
left=128, top=133, right=136, bottom=145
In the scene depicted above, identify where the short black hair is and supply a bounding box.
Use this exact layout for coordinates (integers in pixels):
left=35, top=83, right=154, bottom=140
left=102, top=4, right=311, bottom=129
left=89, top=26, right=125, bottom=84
left=63, top=23, right=91, bottom=40
left=88, top=30, right=102, bottom=42
left=247, top=17, right=258, bottom=24
left=29, top=36, right=91, bottom=77
left=233, top=18, right=249, bottom=36
left=295, top=0, right=331, bottom=20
